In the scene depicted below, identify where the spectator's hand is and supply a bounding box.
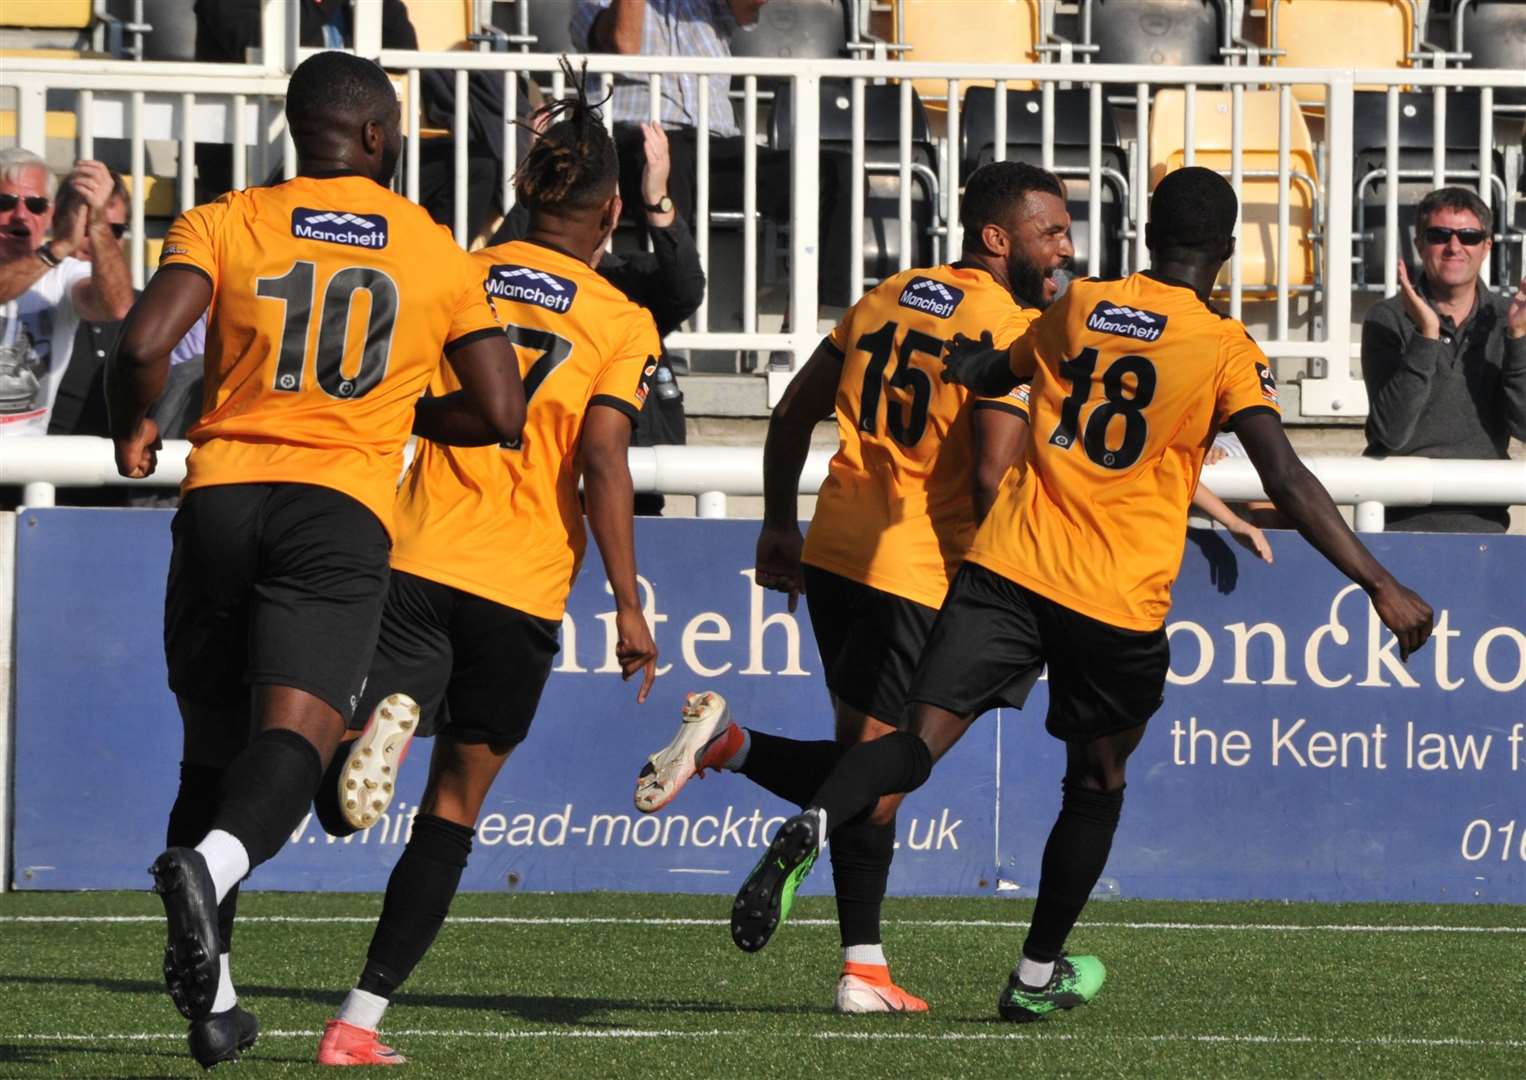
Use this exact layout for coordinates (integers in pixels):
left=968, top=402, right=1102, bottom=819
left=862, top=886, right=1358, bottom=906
left=1507, top=273, right=1526, bottom=340
left=755, top=522, right=805, bottom=612
left=640, top=123, right=671, bottom=212
left=114, top=416, right=161, bottom=479
left=1396, top=260, right=1441, bottom=340
left=1369, top=578, right=1434, bottom=662
left=68, top=160, right=115, bottom=214
left=1228, top=520, right=1274, bottom=565
left=1205, top=445, right=1228, bottom=466
left=615, top=604, right=659, bottom=703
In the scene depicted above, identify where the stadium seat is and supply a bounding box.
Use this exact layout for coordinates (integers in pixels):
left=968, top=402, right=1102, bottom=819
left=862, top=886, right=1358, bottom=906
left=1458, top=0, right=1526, bottom=105
left=1149, top=89, right=1318, bottom=291
left=958, top=87, right=1127, bottom=277
left=400, top=0, right=474, bottom=51
left=0, top=1, right=92, bottom=28
left=141, top=0, right=196, bottom=61
left=120, top=174, right=179, bottom=219
left=1264, top=0, right=1417, bottom=102
left=772, top=79, right=939, bottom=304
left=1086, top=0, right=1225, bottom=67
left=521, top=0, right=573, bottom=54
left=1350, top=89, right=1501, bottom=286
left=879, top=0, right=1043, bottom=101
left=730, top=0, right=848, bottom=60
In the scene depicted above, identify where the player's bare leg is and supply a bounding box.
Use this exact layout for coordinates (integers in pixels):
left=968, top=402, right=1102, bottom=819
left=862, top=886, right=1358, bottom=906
left=320, top=737, right=513, bottom=1066
left=998, top=721, right=1146, bottom=1022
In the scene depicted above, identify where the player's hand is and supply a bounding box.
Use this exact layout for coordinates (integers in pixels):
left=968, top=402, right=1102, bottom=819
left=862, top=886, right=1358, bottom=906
left=1506, top=273, right=1526, bottom=340
left=1395, top=261, right=1441, bottom=340
left=615, top=604, right=658, bottom=704
left=1228, top=521, right=1274, bottom=565
left=114, top=416, right=161, bottom=479
left=1369, top=578, right=1434, bottom=662
left=941, top=330, right=1018, bottom=397
left=754, top=522, right=805, bottom=612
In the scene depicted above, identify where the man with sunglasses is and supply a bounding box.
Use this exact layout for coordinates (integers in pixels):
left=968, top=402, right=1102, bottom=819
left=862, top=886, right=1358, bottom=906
left=1362, top=186, right=1526, bottom=532
left=0, top=148, right=134, bottom=437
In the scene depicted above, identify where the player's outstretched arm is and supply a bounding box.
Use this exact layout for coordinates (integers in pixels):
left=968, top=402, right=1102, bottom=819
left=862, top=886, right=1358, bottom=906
left=941, top=330, right=1021, bottom=397
left=757, top=338, right=842, bottom=611
left=583, top=403, right=658, bottom=702
left=1236, top=411, right=1433, bottom=659
left=1191, top=482, right=1273, bottom=565
left=419, top=332, right=526, bottom=446
left=107, top=264, right=211, bottom=477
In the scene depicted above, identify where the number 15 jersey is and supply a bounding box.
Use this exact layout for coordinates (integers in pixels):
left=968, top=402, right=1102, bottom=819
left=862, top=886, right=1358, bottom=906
left=969, top=271, right=1282, bottom=631
left=159, top=175, right=501, bottom=535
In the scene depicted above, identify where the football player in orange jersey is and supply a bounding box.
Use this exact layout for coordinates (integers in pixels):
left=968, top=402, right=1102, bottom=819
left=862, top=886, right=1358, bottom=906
left=308, top=64, right=660, bottom=1067
left=106, top=52, right=524, bottom=1067
left=726, top=167, right=1434, bottom=1022
left=632, top=162, right=1073, bottom=1013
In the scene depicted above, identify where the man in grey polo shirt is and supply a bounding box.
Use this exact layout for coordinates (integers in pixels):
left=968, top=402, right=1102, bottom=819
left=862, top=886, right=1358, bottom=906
left=1361, top=186, right=1526, bottom=532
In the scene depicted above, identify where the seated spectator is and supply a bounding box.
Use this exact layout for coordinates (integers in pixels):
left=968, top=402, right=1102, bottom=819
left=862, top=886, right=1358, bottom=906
left=1361, top=186, right=1526, bottom=533
left=0, top=150, right=133, bottom=438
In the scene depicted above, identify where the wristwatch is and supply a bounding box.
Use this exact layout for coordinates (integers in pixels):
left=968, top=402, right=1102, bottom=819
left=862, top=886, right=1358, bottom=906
left=644, top=195, right=674, bottom=215
left=34, top=241, right=61, bottom=268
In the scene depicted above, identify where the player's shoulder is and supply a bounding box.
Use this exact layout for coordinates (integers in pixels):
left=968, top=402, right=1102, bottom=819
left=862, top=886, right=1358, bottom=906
left=478, top=239, right=658, bottom=347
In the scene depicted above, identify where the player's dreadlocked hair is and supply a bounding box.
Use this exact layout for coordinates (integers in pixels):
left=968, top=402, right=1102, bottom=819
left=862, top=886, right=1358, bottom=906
left=514, top=57, right=619, bottom=214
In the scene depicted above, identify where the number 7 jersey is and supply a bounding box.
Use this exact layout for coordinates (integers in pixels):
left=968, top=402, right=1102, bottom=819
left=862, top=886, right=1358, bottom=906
left=969, top=270, right=1282, bottom=631
left=158, top=175, right=502, bottom=534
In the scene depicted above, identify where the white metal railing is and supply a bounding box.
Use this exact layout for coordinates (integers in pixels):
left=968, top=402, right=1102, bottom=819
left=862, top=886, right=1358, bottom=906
left=4, top=44, right=1525, bottom=412
left=3, top=437, right=1522, bottom=531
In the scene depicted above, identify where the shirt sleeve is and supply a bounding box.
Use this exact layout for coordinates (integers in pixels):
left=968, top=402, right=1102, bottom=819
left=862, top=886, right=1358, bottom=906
left=589, top=312, right=663, bottom=421
left=1215, top=325, right=1282, bottom=430
left=158, top=200, right=226, bottom=289
left=442, top=249, right=504, bottom=356
left=569, top=1, right=611, bottom=50
left=824, top=306, right=854, bottom=360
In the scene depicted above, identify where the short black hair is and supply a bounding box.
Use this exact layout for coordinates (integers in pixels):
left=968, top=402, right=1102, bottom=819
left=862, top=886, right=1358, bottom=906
left=1416, top=186, right=1492, bottom=235
left=1147, top=166, right=1238, bottom=257
left=960, top=161, right=1064, bottom=240
left=514, top=57, right=618, bottom=214
left=285, top=50, right=398, bottom=132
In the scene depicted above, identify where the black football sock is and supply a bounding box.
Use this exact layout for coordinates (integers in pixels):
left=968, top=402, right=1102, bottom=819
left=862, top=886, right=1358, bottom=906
left=314, top=742, right=363, bottom=839
left=739, top=730, right=844, bottom=807
left=830, top=816, right=896, bottom=948
left=808, top=732, right=932, bottom=840
left=357, top=814, right=474, bottom=999
left=165, top=761, right=241, bottom=953
left=1022, top=780, right=1125, bottom=965
left=208, top=728, right=325, bottom=871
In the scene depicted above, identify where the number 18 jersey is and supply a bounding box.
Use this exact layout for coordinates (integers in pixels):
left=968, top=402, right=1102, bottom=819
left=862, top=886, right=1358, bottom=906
left=802, top=262, right=1037, bottom=610
left=969, top=271, right=1282, bottom=631
left=159, top=175, right=501, bottom=534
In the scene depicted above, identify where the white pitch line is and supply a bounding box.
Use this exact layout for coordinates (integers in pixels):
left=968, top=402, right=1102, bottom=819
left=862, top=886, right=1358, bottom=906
left=1, top=914, right=1522, bottom=934
left=4, top=1029, right=1523, bottom=1051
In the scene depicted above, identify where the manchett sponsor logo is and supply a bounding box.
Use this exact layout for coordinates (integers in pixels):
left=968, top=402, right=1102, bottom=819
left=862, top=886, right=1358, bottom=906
left=1086, top=300, right=1168, bottom=341
left=291, top=208, right=389, bottom=248
left=486, top=264, right=578, bottom=313
left=897, top=275, right=965, bottom=319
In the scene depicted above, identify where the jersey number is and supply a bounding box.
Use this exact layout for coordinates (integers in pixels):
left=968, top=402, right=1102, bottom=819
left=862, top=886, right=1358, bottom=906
left=499, top=323, right=574, bottom=450
left=256, top=261, right=398, bottom=400
left=1047, top=347, right=1157, bottom=470
left=855, top=320, right=939, bottom=448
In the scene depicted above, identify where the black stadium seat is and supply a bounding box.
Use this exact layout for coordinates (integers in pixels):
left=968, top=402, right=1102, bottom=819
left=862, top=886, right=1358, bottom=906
left=1086, top=0, right=1225, bottom=67
left=1458, top=0, right=1526, bottom=105
left=729, top=0, right=849, bottom=60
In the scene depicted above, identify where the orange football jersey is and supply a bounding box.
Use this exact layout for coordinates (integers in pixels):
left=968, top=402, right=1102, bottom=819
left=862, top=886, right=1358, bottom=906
left=159, top=175, right=501, bottom=533
left=390, top=240, right=661, bottom=621
left=969, top=271, right=1282, bottom=630
left=802, top=262, right=1038, bottom=609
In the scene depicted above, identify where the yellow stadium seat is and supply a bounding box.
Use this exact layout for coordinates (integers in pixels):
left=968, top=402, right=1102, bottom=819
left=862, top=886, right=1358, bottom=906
left=0, top=109, right=79, bottom=140
left=0, top=1, right=92, bottom=29
left=1265, top=0, right=1415, bottom=102
left=120, top=175, right=179, bottom=218
left=1149, top=89, right=1317, bottom=291
left=400, top=0, right=475, bottom=52
left=881, top=0, right=1043, bottom=101
left=0, top=47, right=85, bottom=60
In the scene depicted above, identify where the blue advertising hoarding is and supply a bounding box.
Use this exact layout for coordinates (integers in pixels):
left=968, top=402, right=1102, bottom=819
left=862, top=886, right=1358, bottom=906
left=11, top=509, right=1525, bottom=902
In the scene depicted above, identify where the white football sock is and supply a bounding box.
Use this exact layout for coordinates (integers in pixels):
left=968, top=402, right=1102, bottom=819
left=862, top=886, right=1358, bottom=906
left=722, top=727, right=751, bottom=770
left=843, top=943, right=887, bottom=967
left=337, top=987, right=390, bottom=1032
left=1017, top=955, right=1055, bottom=988
left=195, top=830, right=250, bottom=904
left=211, top=953, right=237, bottom=1013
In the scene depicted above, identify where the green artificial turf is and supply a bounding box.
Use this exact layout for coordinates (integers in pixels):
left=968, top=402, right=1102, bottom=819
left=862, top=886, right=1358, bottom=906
left=0, top=891, right=1521, bottom=1078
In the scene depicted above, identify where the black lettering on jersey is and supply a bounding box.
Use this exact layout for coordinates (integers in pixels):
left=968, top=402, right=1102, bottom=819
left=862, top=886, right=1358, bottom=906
left=485, top=264, right=578, bottom=313
left=290, top=208, right=389, bottom=249
left=1085, top=301, right=1168, bottom=342
left=897, top=276, right=965, bottom=319
left=1256, top=360, right=1279, bottom=405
